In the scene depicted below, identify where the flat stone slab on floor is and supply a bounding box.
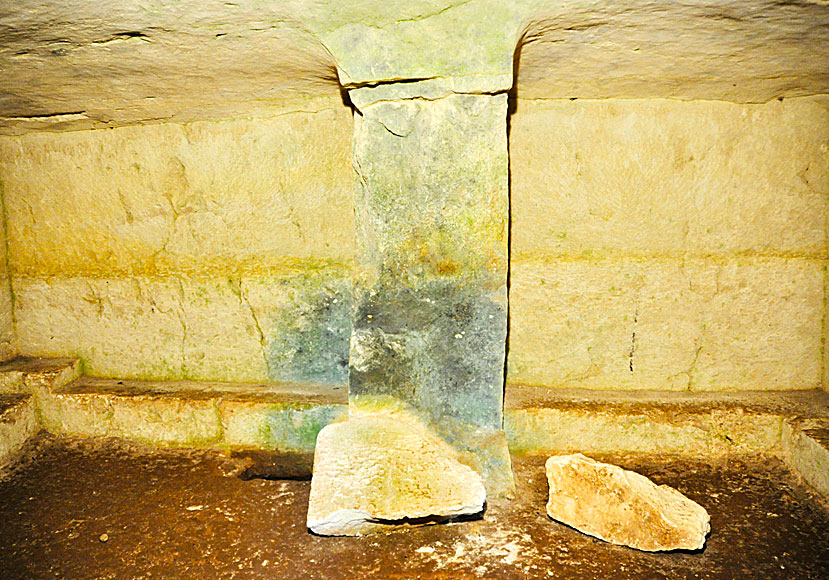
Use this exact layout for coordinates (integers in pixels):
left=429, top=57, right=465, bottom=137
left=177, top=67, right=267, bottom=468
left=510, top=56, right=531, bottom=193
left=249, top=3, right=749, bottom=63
left=545, top=454, right=710, bottom=551
left=307, top=415, right=486, bottom=535
left=1, top=436, right=828, bottom=580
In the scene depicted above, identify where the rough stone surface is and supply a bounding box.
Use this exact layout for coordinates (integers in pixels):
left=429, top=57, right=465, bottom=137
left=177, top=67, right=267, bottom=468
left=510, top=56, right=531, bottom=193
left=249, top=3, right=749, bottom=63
left=545, top=454, right=711, bottom=551
left=0, top=111, right=354, bottom=277
left=515, top=0, right=829, bottom=103
left=2, top=1, right=828, bottom=134
left=510, top=97, right=828, bottom=258
left=0, top=109, right=354, bottom=383
left=784, top=417, right=829, bottom=503
left=0, top=394, right=37, bottom=469
left=507, top=407, right=784, bottom=459
left=307, top=415, right=486, bottom=536
left=0, top=180, right=12, bottom=361
left=33, top=376, right=349, bottom=450
left=509, top=257, right=824, bottom=391
left=40, top=390, right=222, bottom=447
left=0, top=357, right=80, bottom=394
left=347, top=89, right=513, bottom=493
left=0, top=1, right=343, bottom=134
left=349, top=91, right=508, bottom=432
left=220, top=400, right=347, bottom=452
left=508, top=96, right=828, bottom=392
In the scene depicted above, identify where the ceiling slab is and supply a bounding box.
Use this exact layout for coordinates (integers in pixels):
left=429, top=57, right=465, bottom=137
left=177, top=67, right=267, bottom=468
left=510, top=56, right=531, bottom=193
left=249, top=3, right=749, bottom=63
left=1, top=1, right=828, bottom=134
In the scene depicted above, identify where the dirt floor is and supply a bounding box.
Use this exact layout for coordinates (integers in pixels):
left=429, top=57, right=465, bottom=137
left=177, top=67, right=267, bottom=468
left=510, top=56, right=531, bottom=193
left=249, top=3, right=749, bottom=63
left=1, top=435, right=828, bottom=580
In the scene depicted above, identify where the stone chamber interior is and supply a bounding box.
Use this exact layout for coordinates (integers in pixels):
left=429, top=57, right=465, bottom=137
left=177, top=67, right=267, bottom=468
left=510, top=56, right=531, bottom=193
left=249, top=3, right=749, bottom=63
left=0, top=1, right=828, bottom=578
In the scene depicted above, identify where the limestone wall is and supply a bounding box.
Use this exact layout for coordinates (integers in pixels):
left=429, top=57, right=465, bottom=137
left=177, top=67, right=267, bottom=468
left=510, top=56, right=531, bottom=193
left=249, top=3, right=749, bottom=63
left=0, top=182, right=14, bottom=360
left=0, top=108, right=355, bottom=383
left=508, top=96, right=829, bottom=391
left=0, top=96, right=826, bottom=392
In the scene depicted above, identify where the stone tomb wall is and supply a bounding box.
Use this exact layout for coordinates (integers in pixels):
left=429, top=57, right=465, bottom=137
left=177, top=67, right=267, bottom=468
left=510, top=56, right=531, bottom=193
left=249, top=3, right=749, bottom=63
left=0, top=108, right=356, bottom=384
left=0, top=96, right=826, bottom=391
left=508, top=96, right=829, bottom=392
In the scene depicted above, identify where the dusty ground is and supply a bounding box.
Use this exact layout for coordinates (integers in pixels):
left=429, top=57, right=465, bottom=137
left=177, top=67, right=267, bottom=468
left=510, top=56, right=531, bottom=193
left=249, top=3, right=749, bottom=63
left=1, top=435, right=827, bottom=580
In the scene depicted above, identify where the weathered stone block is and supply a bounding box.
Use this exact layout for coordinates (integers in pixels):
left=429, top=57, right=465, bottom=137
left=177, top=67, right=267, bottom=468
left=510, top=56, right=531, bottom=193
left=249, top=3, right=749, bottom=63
left=784, top=418, right=829, bottom=502
left=508, top=257, right=823, bottom=391
left=40, top=390, right=221, bottom=446
left=307, top=415, right=486, bottom=536
left=0, top=357, right=80, bottom=394
left=510, top=97, right=828, bottom=258
left=349, top=92, right=508, bottom=425
left=0, top=394, right=38, bottom=469
left=13, top=274, right=354, bottom=384
left=0, top=110, right=354, bottom=278
left=240, top=274, right=352, bottom=385
left=546, top=454, right=710, bottom=551
left=0, top=110, right=355, bottom=383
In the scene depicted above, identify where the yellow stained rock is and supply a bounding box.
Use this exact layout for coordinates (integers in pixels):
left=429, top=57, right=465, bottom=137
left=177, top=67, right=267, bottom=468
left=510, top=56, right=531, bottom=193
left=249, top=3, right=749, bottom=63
left=307, top=415, right=486, bottom=536
left=546, top=453, right=710, bottom=552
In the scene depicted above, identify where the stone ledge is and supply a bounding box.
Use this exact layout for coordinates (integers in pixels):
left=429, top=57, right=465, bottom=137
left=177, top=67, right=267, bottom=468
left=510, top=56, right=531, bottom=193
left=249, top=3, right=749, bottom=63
left=783, top=417, right=829, bottom=505
left=43, top=375, right=347, bottom=451
left=0, top=393, right=38, bottom=470
left=0, top=357, right=80, bottom=394
left=2, top=358, right=827, bottom=501
left=504, top=385, right=829, bottom=459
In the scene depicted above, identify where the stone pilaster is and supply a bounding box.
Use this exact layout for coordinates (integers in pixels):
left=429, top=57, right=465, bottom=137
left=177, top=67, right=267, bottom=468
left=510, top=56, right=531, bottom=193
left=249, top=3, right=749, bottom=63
left=347, top=84, right=513, bottom=495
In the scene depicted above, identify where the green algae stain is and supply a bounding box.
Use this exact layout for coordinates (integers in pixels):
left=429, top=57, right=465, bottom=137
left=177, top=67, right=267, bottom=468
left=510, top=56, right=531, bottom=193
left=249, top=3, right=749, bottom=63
left=257, top=404, right=346, bottom=451
left=265, top=280, right=352, bottom=385
left=350, top=276, right=506, bottom=433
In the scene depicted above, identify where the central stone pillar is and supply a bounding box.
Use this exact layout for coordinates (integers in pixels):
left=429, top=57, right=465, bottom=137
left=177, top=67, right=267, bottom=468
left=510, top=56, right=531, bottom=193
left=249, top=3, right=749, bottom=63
left=349, top=84, right=512, bottom=478
left=308, top=80, right=514, bottom=535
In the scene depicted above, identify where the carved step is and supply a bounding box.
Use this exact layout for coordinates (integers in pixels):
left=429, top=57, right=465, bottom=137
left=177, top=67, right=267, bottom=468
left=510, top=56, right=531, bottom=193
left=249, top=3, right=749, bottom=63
left=0, top=393, right=38, bottom=469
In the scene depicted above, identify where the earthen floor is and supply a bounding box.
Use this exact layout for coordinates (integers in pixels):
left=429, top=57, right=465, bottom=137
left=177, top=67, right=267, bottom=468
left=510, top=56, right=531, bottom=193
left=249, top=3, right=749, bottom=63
left=1, top=435, right=827, bottom=580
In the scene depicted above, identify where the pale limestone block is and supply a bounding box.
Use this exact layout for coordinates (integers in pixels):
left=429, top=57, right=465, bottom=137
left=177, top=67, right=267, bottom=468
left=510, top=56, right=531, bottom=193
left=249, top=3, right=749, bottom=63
left=159, top=111, right=354, bottom=270
left=13, top=273, right=352, bottom=383
left=0, top=394, right=38, bottom=469
left=13, top=276, right=272, bottom=382
left=510, top=97, right=828, bottom=258
left=507, top=258, right=702, bottom=391
left=783, top=418, right=829, bottom=502
left=0, top=125, right=185, bottom=277
left=41, top=391, right=220, bottom=445
left=0, top=281, right=13, bottom=361
left=825, top=266, right=828, bottom=393
left=0, top=109, right=353, bottom=278
left=516, top=2, right=829, bottom=103
left=38, top=392, right=113, bottom=438
left=505, top=408, right=784, bottom=459
left=508, top=256, right=823, bottom=391
left=220, top=399, right=346, bottom=452
left=307, top=415, right=486, bottom=536
left=105, top=396, right=220, bottom=445
left=14, top=277, right=186, bottom=380
left=688, top=258, right=824, bottom=390
left=177, top=278, right=268, bottom=382
left=0, top=2, right=342, bottom=133
left=0, top=358, right=80, bottom=394
left=546, top=454, right=710, bottom=551
left=0, top=189, right=13, bottom=360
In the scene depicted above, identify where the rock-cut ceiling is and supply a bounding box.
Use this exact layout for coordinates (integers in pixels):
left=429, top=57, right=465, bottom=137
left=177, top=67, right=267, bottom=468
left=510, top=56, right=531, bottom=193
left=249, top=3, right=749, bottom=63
left=1, top=0, right=828, bottom=134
